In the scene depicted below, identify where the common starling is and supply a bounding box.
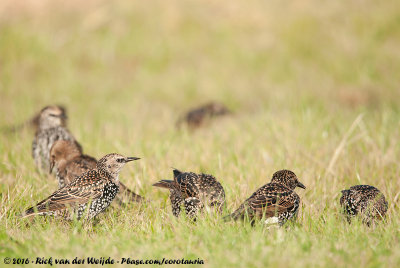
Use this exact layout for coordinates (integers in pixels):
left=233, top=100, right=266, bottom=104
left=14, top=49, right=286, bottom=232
left=49, top=140, right=144, bottom=203
left=2, top=105, right=67, bottom=133
left=153, top=169, right=225, bottom=218
left=176, top=102, right=231, bottom=129
left=224, top=170, right=306, bottom=226
left=340, top=185, right=388, bottom=226
left=49, top=140, right=96, bottom=188
left=32, top=105, right=78, bottom=172
left=23, top=153, right=140, bottom=220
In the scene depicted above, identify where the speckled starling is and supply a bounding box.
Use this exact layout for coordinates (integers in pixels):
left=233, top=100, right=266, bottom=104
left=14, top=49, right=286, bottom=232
left=23, top=153, right=140, bottom=220
left=49, top=140, right=144, bottom=203
left=49, top=140, right=96, bottom=188
left=32, top=105, right=78, bottom=172
left=225, top=170, right=306, bottom=226
left=176, top=102, right=231, bottom=129
left=153, top=169, right=225, bottom=218
left=340, top=185, right=388, bottom=226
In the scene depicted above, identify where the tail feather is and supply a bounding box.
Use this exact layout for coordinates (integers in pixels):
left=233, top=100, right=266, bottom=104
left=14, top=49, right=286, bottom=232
left=119, top=182, right=147, bottom=203
left=20, top=207, right=37, bottom=218
left=2, top=122, right=29, bottom=134
left=153, top=180, right=174, bottom=189
left=124, top=188, right=145, bottom=203
left=223, top=204, right=246, bottom=222
left=2, top=112, right=40, bottom=133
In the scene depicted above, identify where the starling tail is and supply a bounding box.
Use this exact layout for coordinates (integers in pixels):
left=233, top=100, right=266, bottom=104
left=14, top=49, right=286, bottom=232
left=153, top=180, right=174, bottom=189
left=223, top=203, right=247, bottom=222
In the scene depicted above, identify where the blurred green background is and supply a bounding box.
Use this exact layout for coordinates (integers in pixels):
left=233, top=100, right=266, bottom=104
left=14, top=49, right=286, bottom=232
left=1, top=0, right=400, bottom=267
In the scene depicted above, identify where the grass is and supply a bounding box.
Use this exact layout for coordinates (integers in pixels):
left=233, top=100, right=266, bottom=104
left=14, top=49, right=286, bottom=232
left=1, top=0, right=400, bottom=267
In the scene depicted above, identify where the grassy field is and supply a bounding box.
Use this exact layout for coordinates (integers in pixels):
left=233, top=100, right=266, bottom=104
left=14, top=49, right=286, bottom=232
left=1, top=0, right=400, bottom=267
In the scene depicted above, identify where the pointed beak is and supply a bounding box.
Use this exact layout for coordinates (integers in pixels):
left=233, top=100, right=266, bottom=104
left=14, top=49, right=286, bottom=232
left=126, top=157, right=140, bottom=162
left=297, top=181, right=306, bottom=189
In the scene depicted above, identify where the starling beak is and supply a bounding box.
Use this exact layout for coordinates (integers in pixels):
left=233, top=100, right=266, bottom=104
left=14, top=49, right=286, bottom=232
left=225, top=169, right=304, bottom=226
left=126, top=157, right=140, bottom=162
left=340, top=185, right=388, bottom=226
left=153, top=170, right=225, bottom=219
left=297, top=181, right=306, bottom=189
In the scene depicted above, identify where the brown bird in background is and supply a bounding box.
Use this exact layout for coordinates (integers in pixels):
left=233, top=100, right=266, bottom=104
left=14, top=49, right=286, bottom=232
left=32, top=105, right=78, bottom=172
left=2, top=105, right=67, bottom=133
left=224, top=170, right=306, bottom=226
left=23, top=153, right=140, bottom=220
left=153, top=169, right=225, bottom=219
left=340, top=185, right=388, bottom=226
left=176, top=102, right=231, bottom=129
left=49, top=140, right=144, bottom=204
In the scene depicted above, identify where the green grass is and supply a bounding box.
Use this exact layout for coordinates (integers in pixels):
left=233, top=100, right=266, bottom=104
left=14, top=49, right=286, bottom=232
left=1, top=0, right=400, bottom=267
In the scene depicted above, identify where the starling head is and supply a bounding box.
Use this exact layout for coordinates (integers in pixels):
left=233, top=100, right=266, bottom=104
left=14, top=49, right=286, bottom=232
left=340, top=189, right=350, bottom=205
left=97, top=153, right=140, bottom=179
left=270, top=169, right=306, bottom=190
left=173, top=168, right=182, bottom=179
left=39, top=105, right=67, bottom=129
left=49, top=140, right=82, bottom=173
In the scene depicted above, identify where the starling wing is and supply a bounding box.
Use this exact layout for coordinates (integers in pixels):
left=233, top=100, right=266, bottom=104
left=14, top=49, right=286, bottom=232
left=23, top=170, right=105, bottom=217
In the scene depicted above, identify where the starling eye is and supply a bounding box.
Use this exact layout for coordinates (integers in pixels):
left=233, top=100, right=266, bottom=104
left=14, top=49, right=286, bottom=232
left=116, top=158, right=125, bottom=163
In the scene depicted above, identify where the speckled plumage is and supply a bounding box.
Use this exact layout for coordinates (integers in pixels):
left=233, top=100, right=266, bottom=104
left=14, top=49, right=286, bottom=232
left=153, top=169, right=225, bottom=218
left=32, top=106, right=78, bottom=172
left=50, top=140, right=144, bottom=203
left=340, top=185, right=388, bottom=226
left=23, top=153, right=140, bottom=220
left=177, top=102, right=231, bottom=129
left=225, top=170, right=306, bottom=226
